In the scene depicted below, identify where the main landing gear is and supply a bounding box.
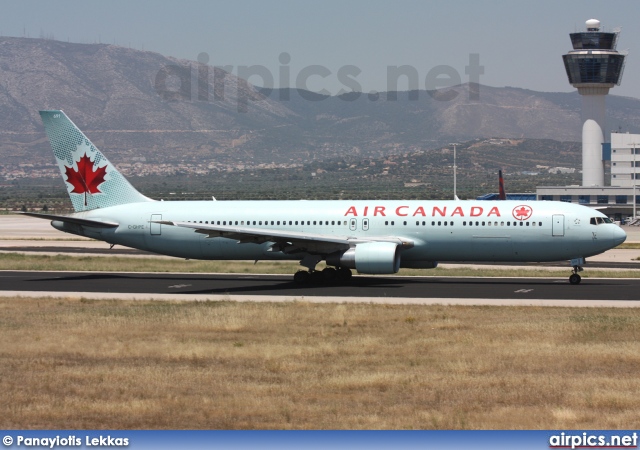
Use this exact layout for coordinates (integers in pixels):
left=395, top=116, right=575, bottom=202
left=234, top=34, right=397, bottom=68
left=569, top=257, right=585, bottom=285
left=293, top=267, right=352, bottom=285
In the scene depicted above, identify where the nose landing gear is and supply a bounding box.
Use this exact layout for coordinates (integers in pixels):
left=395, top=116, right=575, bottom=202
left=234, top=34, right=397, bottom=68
left=569, top=258, right=585, bottom=285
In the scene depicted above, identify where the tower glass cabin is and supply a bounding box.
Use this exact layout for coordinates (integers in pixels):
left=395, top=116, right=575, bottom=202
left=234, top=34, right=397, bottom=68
left=562, top=19, right=626, bottom=186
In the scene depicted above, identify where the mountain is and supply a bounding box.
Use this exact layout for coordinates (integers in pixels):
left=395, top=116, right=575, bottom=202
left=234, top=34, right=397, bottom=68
left=0, top=37, right=295, bottom=166
left=2, top=36, right=640, bottom=169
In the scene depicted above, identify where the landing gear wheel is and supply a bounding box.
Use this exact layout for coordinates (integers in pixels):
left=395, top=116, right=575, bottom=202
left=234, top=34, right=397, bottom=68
left=309, top=270, right=323, bottom=284
left=336, top=267, right=353, bottom=282
left=321, top=267, right=337, bottom=282
left=569, top=263, right=584, bottom=285
left=293, top=270, right=310, bottom=284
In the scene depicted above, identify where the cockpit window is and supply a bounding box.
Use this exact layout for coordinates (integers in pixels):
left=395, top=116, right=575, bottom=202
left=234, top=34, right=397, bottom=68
left=591, top=217, right=613, bottom=225
left=603, top=217, right=613, bottom=223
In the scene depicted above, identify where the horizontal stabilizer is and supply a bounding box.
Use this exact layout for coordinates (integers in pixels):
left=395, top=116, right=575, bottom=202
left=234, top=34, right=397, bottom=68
left=19, top=212, right=119, bottom=228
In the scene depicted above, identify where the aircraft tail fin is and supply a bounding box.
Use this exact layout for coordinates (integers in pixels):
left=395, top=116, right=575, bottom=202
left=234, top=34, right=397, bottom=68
left=498, top=169, right=506, bottom=200
left=39, top=110, right=153, bottom=212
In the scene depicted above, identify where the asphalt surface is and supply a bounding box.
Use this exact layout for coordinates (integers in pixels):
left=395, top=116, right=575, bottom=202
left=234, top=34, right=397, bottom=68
left=1, top=270, right=639, bottom=302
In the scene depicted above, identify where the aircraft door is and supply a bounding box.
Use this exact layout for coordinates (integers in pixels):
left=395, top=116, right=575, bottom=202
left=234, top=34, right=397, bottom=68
left=150, top=214, right=162, bottom=235
left=362, top=218, right=369, bottom=231
left=552, top=214, right=565, bottom=237
left=349, top=218, right=357, bottom=231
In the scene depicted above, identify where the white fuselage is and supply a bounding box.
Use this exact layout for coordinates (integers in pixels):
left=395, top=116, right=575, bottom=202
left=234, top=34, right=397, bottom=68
left=52, top=199, right=626, bottom=266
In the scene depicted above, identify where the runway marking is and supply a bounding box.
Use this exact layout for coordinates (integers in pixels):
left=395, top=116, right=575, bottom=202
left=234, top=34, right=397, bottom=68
left=515, top=289, right=534, bottom=293
left=168, top=284, right=192, bottom=289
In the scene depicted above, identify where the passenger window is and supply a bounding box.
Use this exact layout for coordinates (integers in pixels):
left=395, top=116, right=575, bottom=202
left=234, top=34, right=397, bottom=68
left=432, top=221, right=435, bottom=226
left=539, top=222, right=542, bottom=226
left=438, top=221, right=441, bottom=226
left=391, top=221, right=395, bottom=225
left=416, top=221, right=420, bottom=226
left=332, top=221, right=335, bottom=225
left=488, top=222, right=492, bottom=227
left=520, top=222, right=523, bottom=226
left=385, top=221, right=388, bottom=226
left=500, top=221, right=504, bottom=226
left=482, top=222, right=485, bottom=226
left=403, top=221, right=407, bottom=226
left=526, top=222, right=530, bottom=226
left=313, top=221, right=317, bottom=225
left=422, top=221, right=426, bottom=226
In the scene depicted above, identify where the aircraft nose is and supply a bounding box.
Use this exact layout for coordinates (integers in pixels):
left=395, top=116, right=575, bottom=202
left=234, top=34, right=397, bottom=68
left=612, top=225, right=627, bottom=246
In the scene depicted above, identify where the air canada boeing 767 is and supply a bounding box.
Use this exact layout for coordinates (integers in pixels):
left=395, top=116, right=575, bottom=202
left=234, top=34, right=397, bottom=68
left=23, top=110, right=626, bottom=284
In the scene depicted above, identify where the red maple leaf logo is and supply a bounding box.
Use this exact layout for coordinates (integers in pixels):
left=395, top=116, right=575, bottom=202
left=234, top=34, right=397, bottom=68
left=64, top=153, right=107, bottom=205
left=512, top=205, right=533, bottom=221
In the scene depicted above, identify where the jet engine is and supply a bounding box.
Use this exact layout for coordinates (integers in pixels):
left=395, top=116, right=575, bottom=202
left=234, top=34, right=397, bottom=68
left=326, top=242, right=401, bottom=274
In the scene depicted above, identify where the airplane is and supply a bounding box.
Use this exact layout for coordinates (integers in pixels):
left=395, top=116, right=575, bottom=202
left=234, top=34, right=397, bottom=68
left=22, top=110, right=626, bottom=285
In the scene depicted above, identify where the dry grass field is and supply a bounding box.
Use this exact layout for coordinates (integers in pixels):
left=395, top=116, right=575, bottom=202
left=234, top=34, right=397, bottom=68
left=1, top=297, right=640, bottom=429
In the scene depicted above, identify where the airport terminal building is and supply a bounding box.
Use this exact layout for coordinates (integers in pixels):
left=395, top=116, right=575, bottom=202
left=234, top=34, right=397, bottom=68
left=536, top=132, right=640, bottom=220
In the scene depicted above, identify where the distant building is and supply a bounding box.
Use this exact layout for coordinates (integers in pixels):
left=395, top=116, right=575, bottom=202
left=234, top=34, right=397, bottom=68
left=610, top=132, right=640, bottom=187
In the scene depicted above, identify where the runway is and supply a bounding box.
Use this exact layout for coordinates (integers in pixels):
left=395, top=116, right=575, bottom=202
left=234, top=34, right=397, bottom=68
left=1, top=270, right=640, bottom=307
left=2, top=215, right=640, bottom=306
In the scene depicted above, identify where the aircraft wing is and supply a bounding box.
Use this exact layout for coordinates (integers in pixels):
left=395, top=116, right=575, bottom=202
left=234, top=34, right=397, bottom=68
left=156, top=220, right=413, bottom=255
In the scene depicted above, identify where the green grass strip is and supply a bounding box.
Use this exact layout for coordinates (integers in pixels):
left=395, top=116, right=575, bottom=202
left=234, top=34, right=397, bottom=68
left=0, top=252, right=639, bottom=278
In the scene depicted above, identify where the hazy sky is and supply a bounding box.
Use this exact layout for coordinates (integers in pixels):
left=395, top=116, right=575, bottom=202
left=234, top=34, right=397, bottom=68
left=3, top=0, right=640, bottom=98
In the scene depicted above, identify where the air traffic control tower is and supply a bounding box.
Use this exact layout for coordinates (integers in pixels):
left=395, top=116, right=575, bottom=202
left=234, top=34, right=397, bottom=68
left=563, top=19, right=626, bottom=186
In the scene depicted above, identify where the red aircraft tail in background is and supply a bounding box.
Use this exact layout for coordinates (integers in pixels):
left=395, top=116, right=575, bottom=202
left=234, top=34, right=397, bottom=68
left=498, top=170, right=506, bottom=200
